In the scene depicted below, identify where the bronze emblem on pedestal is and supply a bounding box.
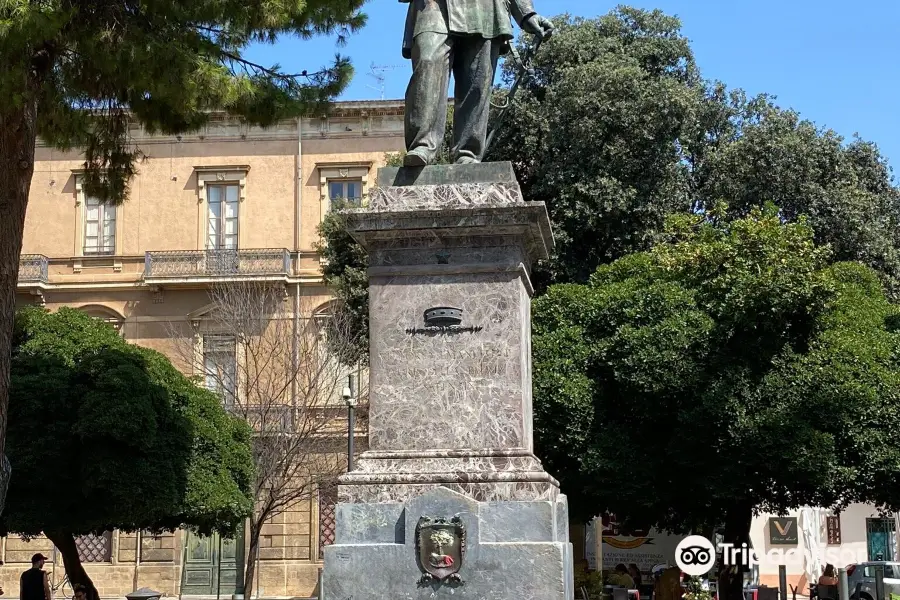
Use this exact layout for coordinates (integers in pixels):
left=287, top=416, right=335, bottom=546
left=415, top=516, right=466, bottom=584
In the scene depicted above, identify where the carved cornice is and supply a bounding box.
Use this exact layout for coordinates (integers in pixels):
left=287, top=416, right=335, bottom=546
left=35, top=100, right=405, bottom=147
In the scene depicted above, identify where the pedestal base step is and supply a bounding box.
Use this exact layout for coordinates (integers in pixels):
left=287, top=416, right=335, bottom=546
left=322, top=486, right=573, bottom=600
left=338, top=449, right=560, bottom=503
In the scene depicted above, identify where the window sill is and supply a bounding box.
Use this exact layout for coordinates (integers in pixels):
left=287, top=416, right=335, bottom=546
left=74, top=254, right=123, bottom=273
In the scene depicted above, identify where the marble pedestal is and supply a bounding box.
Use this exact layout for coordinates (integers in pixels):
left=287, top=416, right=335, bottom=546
left=321, top=163, right=572, bottom=599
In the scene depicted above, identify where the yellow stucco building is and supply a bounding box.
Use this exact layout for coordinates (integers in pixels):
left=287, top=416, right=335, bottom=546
left=9, top=100, right=405, bottom=599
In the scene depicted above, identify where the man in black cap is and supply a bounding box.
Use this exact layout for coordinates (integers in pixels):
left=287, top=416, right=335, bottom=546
left=20, top=553, right=50, bottom=600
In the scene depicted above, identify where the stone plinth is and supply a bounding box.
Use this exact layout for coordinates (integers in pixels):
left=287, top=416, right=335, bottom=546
left=322, top=163, right=572, bottom=599
left=324, top=487, right=572, bottom=600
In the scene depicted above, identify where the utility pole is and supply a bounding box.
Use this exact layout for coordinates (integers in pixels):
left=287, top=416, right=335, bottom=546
left=343, top=374, right=357, bottom=472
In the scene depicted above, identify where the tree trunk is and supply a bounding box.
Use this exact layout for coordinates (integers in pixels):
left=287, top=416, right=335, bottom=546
left=718, top=505, right=754, bottom=600
left=45, top=531, right=99, bottom=600
left=243, top=518, right=263, bottom=599
left=0, top=87, right=39, bottom=476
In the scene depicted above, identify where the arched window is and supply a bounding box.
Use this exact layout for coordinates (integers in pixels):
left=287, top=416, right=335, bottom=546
left=78, top=304, right=125, bottom=332
left=311, top=301, right=337, bottom=336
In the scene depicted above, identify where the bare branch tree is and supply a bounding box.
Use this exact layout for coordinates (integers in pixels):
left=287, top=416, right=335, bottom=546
left=168, top=281, right=366, bottom=596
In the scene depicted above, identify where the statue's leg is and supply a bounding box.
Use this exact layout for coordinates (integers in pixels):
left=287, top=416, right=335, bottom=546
left=451, top=36, right=501, bottom=164
left=404, top=32, right=452, bottom=166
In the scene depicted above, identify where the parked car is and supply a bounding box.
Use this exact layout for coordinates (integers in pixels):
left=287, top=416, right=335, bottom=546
left=847, top=561, right=900, bottom=600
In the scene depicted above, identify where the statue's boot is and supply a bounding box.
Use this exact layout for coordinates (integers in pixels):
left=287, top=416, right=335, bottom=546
left=403, top=149, right=430, bottom=167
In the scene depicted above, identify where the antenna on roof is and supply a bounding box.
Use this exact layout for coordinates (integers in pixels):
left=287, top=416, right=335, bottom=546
left=366, top=63, right=403, bottom=100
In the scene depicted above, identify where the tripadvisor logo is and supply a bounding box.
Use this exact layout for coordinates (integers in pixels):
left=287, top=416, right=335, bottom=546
left=675, top=534, right=868, bottom=576
left=675, top=536, right=717, bottom=576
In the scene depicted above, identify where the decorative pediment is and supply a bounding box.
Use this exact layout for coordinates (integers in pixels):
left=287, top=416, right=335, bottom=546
left=193, top=165, right=250, bottom=202
left=186, top=303, right=218, bottom=329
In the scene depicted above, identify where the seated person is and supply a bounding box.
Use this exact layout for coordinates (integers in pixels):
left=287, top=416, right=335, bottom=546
left=818, top=564, right=839, bottom=586
left=628, top=564, right=644, bottom=589
left=609, top=563, right=636, bottom=588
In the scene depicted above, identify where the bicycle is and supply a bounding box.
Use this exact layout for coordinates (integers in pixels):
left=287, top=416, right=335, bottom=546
left=49, top=571, right=73, bottom=600
left=48, top=555, right=74, bottom=600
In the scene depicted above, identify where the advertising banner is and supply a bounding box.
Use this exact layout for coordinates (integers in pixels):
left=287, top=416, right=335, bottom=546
left=586, top=514, right=683, bottom=572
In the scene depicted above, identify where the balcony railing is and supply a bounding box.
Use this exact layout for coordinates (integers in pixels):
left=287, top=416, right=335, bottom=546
left=18, top=255, right=49, bottom=285
left=144, top=249, right=291, bottom=279
left=226, top=404, right=368, bottom=434
left=231, top=405, right=295, bottom=433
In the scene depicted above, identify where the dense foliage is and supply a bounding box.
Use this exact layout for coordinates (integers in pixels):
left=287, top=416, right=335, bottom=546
left=533, top=207, right=900, bottom=533
left=488, top=8, right=700, bottom=283
left=3, top=308, right=254, bottom=598
left=491, top=10, right=900, bottom=287
left=318, top=209, right=371, bottom=365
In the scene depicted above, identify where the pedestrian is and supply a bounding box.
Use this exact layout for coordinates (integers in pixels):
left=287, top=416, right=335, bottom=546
left=629, top=564, right=644, bottom=588
left=20, top=553, right=50, bottom=600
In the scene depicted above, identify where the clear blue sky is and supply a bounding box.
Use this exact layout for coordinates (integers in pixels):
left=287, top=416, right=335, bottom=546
left=246, top=0, right=900, bottom=173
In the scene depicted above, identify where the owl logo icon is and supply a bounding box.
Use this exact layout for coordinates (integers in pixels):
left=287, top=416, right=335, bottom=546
left=675, top=535, right=716, bottom=576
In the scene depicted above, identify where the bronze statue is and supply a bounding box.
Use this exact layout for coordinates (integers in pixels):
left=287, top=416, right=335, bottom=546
left=399, top=0, right=554, bottom=166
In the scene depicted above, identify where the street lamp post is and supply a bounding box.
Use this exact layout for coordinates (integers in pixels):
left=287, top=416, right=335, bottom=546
left=342, top=374, right=357, bottom=472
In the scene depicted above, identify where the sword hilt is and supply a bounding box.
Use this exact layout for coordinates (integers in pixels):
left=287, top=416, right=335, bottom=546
left=482, top=36, right=544, bottom=161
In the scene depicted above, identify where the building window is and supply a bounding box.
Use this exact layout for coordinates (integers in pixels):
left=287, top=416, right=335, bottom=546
left=203, top=335, right=236, bottom=405
left=83, top=196, right=116, bottom=255
left=316, top=162, right=371, bottom=217
left=207, top=184, right=239, bottom=250
left=194, top=166, right=249, bottom=256
left=328, top=179, right=362, bottom=209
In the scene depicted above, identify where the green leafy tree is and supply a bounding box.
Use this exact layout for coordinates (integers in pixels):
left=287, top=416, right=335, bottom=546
left=695, top=101, right=900, bottom=296
left=318, top=209, right=371, bottom=365
left=0, top=0, right=366, bottom=479
left=684, top=576, right=714, bottom=600
left=490, top=10, right=900, bottom=288
left=2, top=308, right=254, bottom=600
left=533, top=207, right=900, bottom=600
